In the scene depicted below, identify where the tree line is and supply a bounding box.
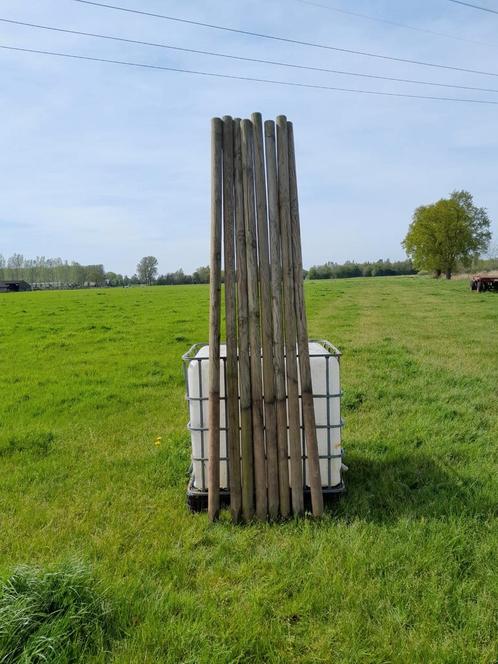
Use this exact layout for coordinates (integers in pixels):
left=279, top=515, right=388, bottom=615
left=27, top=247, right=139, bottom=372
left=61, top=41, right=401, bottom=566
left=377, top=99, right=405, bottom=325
left=1, top=254, right=417, bottom=288
left=0, top=253, right=212, bottom=289
left=306, top=259, right=416, bottom=280
left=0, top=254, right=106, bottom=287
left=144, top=260, right=417, bottom=284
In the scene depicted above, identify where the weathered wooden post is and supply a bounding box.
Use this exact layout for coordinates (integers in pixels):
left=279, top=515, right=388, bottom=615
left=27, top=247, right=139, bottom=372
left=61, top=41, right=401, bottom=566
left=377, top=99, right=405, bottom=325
left=252, top=112, right=279, bottom=520
left=288, top=121, right=323, bottom=517
left=222, top=116, right=242, bottom=523
left=277, top=115, right=304, bottom=516
left=241, top=119, right=267, bottom=520
left=208, top=117, right=223, bottom=522
left=234, top=118, right=254, bottom=522
left=264, top=119, right=291, bottom=518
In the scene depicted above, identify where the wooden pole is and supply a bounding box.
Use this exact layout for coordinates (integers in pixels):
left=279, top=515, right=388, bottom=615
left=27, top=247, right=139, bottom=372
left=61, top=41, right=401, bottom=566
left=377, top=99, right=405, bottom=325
left=251, top=112, right=279, bottom=520
left=208, top=117, right=223, bottom=522
left=222, top=116, right=242, bottom=523
left=264, top=119, right=290, bottom=519
left=241, top=118, right=268, bottom=521
left=234, top=118, right=254, bottom=522
left=276, top=115, right=304, bottom=517
left=288, top=121, right=324, bottom=517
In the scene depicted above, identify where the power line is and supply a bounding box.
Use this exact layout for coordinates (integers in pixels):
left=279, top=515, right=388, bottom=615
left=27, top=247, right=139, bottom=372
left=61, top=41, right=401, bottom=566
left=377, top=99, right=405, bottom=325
left=447, top=0, right=498, bottom=15
left=2, top=43, right=498, bottom=104
left=295, top=0, right=498, bottom=48
left=3, top=17, right=498, bottom=94
left=70, top=0, right=498, bottom=79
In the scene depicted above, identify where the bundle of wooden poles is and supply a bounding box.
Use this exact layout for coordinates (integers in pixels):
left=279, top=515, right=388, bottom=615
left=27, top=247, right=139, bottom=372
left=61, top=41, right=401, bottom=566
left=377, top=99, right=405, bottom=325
left=208, top=113, right=323, bottom=522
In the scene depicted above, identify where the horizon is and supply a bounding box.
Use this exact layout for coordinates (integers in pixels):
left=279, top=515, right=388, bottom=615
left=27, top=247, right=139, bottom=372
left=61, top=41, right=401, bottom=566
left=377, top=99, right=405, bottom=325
left=1, top=0, right=497, bottom=273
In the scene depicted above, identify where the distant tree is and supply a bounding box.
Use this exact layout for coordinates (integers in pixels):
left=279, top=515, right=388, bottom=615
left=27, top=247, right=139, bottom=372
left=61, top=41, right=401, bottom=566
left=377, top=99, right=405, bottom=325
left=403, top=190, right=491, bottom=279
left=308, top=262, right=334, bottom=280
left=192, top=266, right=210, bottom=284
left=137, top=256, right=158, bottom=285
left=7, top=253, right=24, bottom=279
left=105, top=271, right=123, bottom=287
left=85, top=264, right=106, bottom=286
left=0, top=254, right=5, bottom=280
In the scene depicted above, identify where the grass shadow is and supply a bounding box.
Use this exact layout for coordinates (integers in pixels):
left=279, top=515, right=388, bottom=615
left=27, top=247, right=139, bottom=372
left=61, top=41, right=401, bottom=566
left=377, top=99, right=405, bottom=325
left=332, top=451, right=493, bottom=523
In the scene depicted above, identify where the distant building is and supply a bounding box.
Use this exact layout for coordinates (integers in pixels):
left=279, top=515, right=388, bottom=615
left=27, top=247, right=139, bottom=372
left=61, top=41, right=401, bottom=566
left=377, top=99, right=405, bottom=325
left=0, top=280, right=32, bottom=293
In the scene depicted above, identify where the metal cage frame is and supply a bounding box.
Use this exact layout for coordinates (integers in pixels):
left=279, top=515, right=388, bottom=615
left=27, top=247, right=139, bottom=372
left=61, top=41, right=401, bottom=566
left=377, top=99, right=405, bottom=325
left=182, top=339, right=346, bottom=511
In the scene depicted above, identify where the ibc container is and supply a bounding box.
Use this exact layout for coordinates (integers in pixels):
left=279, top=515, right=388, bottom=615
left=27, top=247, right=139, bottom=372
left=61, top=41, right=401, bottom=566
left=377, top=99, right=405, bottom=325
left=182, top=340, right=343, bottom=495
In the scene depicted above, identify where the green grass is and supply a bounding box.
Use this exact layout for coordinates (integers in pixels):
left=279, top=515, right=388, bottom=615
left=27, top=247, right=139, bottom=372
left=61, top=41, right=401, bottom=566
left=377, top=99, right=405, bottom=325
left=0, top=277, right=497, bottom=663
left=0, top=560, right=120, bottom=663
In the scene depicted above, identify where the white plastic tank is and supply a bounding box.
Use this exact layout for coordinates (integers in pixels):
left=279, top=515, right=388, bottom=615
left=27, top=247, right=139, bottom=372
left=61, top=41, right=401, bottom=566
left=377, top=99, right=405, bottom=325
left=185, top=340, right=342, bottom=491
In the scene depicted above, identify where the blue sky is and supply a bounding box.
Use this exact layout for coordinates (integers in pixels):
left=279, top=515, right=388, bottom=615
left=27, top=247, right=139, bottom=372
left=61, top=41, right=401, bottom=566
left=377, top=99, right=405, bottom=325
left=1, top=0, right=497, bottom=275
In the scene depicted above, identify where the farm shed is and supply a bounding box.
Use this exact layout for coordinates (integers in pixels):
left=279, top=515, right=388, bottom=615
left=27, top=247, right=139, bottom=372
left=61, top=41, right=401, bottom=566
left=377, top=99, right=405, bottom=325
left=0, top=280, right=32, bottom=293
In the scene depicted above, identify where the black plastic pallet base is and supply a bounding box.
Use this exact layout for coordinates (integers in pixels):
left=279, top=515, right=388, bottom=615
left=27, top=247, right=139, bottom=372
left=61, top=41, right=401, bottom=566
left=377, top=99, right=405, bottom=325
left=187, top=477, right=346, bottom=513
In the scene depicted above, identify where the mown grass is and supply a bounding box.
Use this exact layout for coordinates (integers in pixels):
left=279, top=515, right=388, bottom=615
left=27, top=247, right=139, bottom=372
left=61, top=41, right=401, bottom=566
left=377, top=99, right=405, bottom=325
left=0, top=277, right=497, bottom=663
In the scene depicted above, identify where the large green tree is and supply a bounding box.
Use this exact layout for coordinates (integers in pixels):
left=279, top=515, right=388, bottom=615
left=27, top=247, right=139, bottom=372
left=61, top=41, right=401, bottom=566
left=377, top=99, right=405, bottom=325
left=403, top=190, right=491, bottom=279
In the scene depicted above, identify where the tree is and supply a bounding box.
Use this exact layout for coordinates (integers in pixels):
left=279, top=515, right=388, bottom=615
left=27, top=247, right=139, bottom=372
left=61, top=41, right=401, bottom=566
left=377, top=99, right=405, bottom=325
left=105, top=271, right=124, bottom=287
left=136, top=256, right=158, bottom=285
left=85, top=264, right=106, bottom=286
left=403, top=190, right=491, bottom=279
left=192, top=266, right=210, bottom=284
left=7, top=253, right=24, bottom=279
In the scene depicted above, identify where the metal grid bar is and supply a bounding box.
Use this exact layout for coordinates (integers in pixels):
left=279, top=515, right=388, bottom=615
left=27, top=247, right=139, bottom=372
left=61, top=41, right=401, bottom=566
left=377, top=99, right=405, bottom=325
left=222, top=356, right=229, bottom=488
left=192, top=452, right=343, bottom=462
left=326, top=354, right=331, bottom=487
left=186, top=392, right=342, bottom=402
left=188, top=421, right=344, bottom=433
left=300, top=375, right=306, bottom=488
left=197, top=358, right=206, bottom=490
left=182, top=339, right=341, bottom=361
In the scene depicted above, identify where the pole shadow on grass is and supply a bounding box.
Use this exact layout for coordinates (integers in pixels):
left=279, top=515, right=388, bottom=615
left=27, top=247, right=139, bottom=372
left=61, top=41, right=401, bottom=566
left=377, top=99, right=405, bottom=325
left=331, top=452, right=492, bottom=523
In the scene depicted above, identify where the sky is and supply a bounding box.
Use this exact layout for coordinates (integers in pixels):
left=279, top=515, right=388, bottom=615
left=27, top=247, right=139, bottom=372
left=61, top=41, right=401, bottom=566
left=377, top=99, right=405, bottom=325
left=1, top=0, right=497, bottom=275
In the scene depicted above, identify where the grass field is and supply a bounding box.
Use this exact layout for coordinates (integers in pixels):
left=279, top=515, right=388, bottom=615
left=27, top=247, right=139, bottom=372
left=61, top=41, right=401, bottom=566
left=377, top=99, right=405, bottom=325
left=1, top=277, right=497, bottom=663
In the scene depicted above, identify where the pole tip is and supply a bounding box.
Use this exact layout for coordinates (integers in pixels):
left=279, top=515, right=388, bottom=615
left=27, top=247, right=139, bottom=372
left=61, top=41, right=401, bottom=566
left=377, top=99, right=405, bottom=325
left=241, top=118, right=253, bottom=134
